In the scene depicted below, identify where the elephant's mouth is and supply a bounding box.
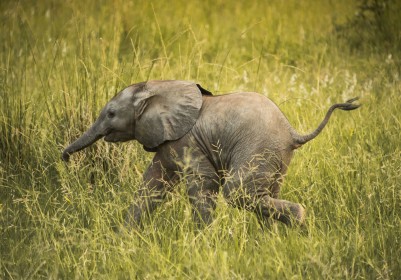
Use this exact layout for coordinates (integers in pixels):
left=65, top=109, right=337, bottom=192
left=104, top=131, right=134, bottom=143
left=104, top=132, right=119, bottom=143
left=104, top=135, right=117, bottom=142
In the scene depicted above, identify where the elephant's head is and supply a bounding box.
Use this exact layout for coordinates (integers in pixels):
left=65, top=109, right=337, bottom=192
left=62, top=80, right=212, bottom=161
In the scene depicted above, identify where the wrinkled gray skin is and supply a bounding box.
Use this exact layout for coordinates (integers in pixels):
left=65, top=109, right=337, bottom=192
left=62, top=80, right=360, bottom=228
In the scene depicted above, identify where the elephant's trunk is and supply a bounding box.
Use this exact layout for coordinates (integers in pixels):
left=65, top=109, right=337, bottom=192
left=62, top=124, right=103, bottom=162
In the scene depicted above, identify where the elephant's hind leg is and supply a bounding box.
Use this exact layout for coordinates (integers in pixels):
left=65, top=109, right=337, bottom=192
left=223, top=170, right=305, bottom=227
left=254, top=171, right=305, bottom=226
left=255, top=196, right=305, bottom=226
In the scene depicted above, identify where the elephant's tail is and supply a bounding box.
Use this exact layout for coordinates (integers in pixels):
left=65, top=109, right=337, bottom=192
left=291, top=97, right=360, bottom=148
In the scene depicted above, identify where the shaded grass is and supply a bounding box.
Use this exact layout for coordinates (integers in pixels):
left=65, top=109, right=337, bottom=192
left=1, top=0, right=400, bottom=279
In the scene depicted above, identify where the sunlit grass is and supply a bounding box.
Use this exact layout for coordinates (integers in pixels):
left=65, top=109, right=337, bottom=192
left=1, top=0, right=400, bottom=279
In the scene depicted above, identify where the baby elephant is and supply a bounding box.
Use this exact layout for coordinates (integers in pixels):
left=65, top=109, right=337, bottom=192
left=62, top=80, right=359, bottom=228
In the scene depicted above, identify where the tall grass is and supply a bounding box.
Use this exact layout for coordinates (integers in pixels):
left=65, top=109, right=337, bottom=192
left=1, top=0, right=400, bottom=278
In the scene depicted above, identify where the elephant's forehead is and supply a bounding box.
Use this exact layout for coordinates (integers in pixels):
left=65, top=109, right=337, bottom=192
left=106, top=93, right=129, bottom=111
left=119, top=87, right=133, bottom=98
left=112, top=88, right=135, bottom=104
left=117, top=84, right=145, bottom=99
left=122, top=83, right=146, bottom=95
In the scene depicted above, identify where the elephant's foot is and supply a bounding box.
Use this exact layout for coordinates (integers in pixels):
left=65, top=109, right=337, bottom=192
left=292, top=203, right=306, bottom=225
left=257, top=197, right=306, bottom=227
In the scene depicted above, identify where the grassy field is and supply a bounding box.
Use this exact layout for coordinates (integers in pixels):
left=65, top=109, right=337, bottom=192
left=1, top=0, right=400, bottom=278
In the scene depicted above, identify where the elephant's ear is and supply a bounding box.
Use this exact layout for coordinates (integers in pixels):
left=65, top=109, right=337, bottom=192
left=133, top=80, right=205, bottom=149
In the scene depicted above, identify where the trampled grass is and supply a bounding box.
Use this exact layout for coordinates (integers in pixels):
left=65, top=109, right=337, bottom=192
left=1, top=0, right=400, bottom=279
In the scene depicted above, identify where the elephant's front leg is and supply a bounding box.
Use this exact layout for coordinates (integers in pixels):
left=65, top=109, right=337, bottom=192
left=187, top=174, right=219, bottom=227
left=125, top=154, right=177, bottom=228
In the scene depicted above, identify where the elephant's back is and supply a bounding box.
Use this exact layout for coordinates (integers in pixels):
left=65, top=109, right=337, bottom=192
left=194, top=92, right=295, bottom=170
left=221, top=92, right=294, bottom=146
left=201, top=92, right=293, bottom=137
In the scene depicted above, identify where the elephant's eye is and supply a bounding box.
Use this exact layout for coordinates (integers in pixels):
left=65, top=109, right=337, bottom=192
left=107, top=111, right=116, bottom=118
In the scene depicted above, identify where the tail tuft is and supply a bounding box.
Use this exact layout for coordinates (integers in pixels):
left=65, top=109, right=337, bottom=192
left=339, top=97, right=360, bottom=111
